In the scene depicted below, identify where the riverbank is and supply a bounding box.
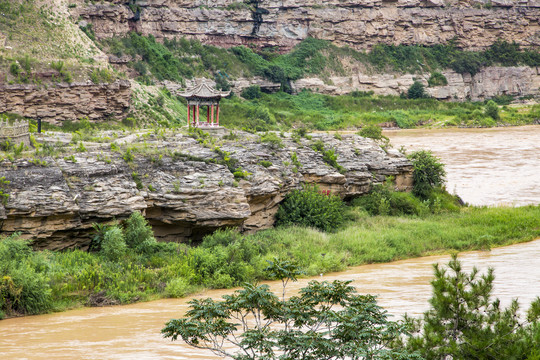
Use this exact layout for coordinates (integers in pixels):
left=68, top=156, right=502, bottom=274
left=2, top=204, right=539, bottom=320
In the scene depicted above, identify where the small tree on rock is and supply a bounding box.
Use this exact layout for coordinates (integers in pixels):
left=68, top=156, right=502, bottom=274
left=407, top=81, right=427, bottom=99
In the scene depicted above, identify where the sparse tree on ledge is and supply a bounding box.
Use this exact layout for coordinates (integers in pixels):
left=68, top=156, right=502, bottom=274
left=162, top=259, right=422, bottom=360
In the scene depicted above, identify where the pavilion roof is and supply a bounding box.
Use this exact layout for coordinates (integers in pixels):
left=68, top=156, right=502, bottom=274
left=177, top=81, right=231, bottom=99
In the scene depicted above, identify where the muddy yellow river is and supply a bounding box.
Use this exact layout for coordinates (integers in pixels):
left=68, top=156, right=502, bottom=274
left=386, top=125, right=540, bottom=206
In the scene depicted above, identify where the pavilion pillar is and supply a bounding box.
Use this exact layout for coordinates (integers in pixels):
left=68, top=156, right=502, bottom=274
left=211, top=104, right=215, bottom=126
left=187, top=105, right=191, bottom=127
left=207, top=106, right=210, bottom=125
left=196, top=104, right=200, bottom=125
left=216, top=103, right=220, bottom=126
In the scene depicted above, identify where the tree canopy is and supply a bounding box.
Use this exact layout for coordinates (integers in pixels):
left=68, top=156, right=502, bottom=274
left=162, top=259, right=421, bottom=360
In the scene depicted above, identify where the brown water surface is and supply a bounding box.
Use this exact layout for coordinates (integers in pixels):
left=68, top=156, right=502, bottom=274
left=2, top=239, right=540, bottom=360
left=385, top=126, right=540, bottom=206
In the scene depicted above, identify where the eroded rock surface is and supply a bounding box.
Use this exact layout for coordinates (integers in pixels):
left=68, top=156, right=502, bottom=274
left=292, top=67, right=540, bottom=101
left=0, top=81, right=131, bottom=124
left=0, top=130, right=412, bottom=249
left=75, top=0, right=540, bottom=52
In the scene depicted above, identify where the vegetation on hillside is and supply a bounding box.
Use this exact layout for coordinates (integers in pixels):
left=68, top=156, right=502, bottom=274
left=101, top=33, right=540, bottom=89
left=217, top=91, right=540, bottom=131
left=0, top=0, right=114, bottom=85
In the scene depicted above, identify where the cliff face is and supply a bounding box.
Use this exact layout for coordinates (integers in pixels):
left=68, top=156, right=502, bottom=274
left=76, top=0, right=540, bottom=51
left=291, top=66, right=540, bottom=100
left=0, top=81, right=131, bottom=124
left=0, top=130, right=412, bottom=250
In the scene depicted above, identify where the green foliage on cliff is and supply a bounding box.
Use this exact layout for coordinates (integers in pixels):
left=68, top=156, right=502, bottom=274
left=276, top=185, right=346, bottom=232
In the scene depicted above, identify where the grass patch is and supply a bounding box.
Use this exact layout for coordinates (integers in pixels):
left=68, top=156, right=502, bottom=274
left=217, top=91, right=540, bottom=131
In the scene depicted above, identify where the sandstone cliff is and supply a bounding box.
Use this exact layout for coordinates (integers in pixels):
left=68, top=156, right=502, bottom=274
left=0, top=81, right=132, bottom=124
left=0, top=130, right=412, bottom=249
left=291, top=66, right=540, bottom=101
left=75, top=0, right=540, bottom=52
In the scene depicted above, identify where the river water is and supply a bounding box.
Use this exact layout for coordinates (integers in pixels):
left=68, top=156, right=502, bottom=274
left=385, top=126, right=540, bottom=206
left=1, top=126, right=540, bottom=359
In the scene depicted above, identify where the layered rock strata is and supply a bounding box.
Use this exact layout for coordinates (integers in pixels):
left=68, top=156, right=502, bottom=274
left=170, top=65, right=540, bottom=102
left=0, top=81, right=131, bottom=124
left=75, top=0, right=540, bottom=51
left=0, top=130, right=412, bottom=249
left=291, top=66, right=540, bottom=101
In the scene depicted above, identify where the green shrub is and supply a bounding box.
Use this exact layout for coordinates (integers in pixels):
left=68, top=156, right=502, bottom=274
left=165, top=278, right=191, bottom=298
left=260, top=132, right=283, bottom=148
left=322, top=148, right=345, bottom=173
left=259, top=160, right=272, bottom=168
left=358, top=124, right=390, bottom=147
left=275, top=185, right=345, bottom=232
left=201, top=228, right=244, bottom=248
left=90, top=68, right=114, bottom=84
left=407, top=81, right=427, bottom=99
left=408, top=150, right=446, bottom=199
left=241, top=85, right=263, bottom=100
left=0, top=236, right=53, bottom=316
left=352, top=184, right=427, bottom=216
left=484, top=100, right=500, bottom=121
left=101, top=226, right=127, bottom=261
left=124, top=212, right=157, bottom=254
left=450, top=52, right=485, bottom=76
left=9, top=62, right=21, bottom=77
left=427, top=72, right=448, bottom=87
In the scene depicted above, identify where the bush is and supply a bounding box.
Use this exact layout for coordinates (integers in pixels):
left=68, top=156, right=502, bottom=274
left=407, top=81, right=427, bottom=99
left=165, top=278, right=191, bottom=298
left=90, top=68, right=114, bottom=84
left=358, top=124, right=390, bottom=147
left=408, top=150, right=446, bottom=198
left=124, top=211, right=157, bottom=254
left=352, top=184, right=427, bottom=216
left=0, top=236, right=53, bottom=316
left=427, top=72, right=448, bottom=87
left=241, top=85, right=263, bottom=100
left=276, top=185, right=345, bottom=232
left=101, top=226, right=127, bottom=261
left=484, top=100, right=500, bottom=121
left=260, top=132, right=283, bottom=148
left=450, top=52, right=485, bottom=76
left=9, top=62, right=21, bottom=77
